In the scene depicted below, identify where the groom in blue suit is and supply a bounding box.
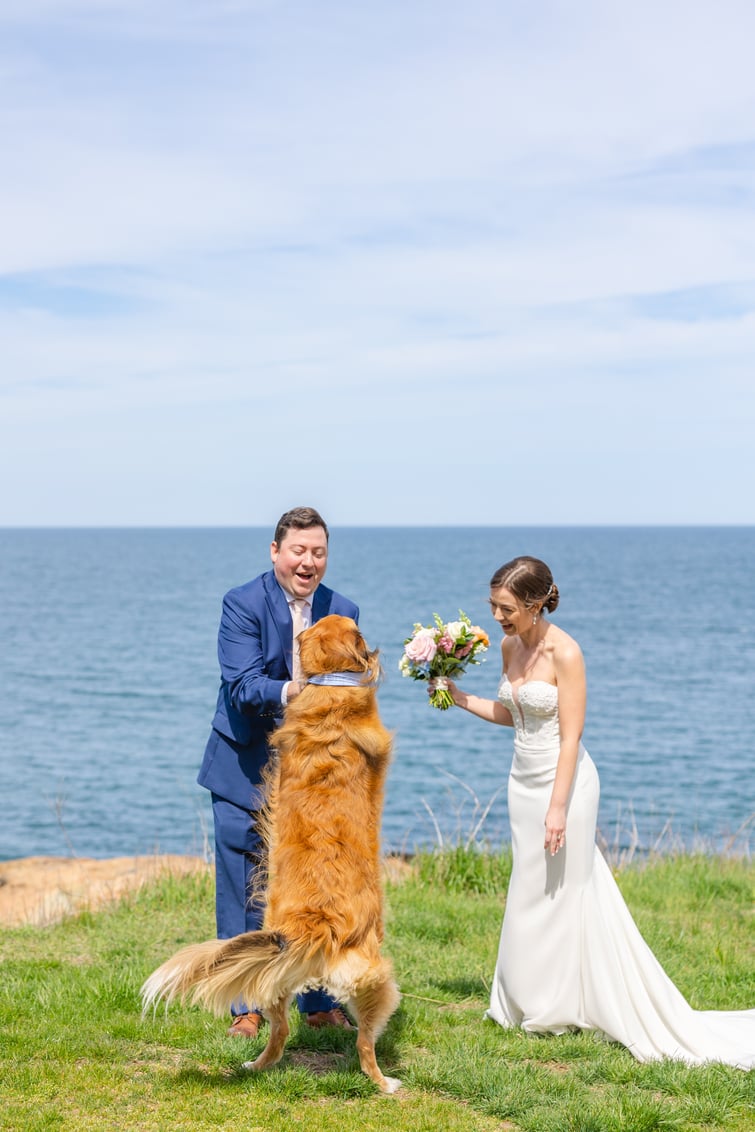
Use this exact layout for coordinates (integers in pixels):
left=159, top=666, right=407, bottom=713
left=197, top=506, right=359, bottom=1038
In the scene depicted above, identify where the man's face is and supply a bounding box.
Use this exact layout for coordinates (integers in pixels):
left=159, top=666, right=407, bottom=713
left=270, top=526, right=328, bottom=598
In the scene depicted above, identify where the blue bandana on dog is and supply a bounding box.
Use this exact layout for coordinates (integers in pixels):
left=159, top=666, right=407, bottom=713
left=307, top=672, right=369, bottom=687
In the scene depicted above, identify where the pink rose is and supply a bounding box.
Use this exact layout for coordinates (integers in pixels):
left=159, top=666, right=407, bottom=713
left=456, top=642, right=473, bottom=658
left=437, top=633, right=455, bottom=654
left=404, top=629, right=438, bottom=663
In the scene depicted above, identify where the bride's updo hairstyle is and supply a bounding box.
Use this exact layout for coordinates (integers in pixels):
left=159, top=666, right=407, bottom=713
left=490, top=556, right=560, bottom=614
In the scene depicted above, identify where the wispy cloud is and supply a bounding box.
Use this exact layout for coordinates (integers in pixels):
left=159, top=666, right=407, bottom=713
left=1, top=1, right=754, bottom=524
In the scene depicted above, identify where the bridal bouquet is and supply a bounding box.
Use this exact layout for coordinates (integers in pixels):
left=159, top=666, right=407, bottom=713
left=399, top=611, right=490, bottom=709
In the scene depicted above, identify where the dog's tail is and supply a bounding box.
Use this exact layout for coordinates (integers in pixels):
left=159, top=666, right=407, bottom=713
left=141, top=930, right=315, bottom=1018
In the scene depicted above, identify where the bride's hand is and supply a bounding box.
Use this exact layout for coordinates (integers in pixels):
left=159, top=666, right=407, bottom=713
left=544, top=804, right=566, bottom=855
left=428, top=676, right=464, bottom=706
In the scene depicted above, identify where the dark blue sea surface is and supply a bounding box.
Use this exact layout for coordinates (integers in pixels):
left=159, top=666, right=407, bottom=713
left=1, top=527, right=753, bottom=862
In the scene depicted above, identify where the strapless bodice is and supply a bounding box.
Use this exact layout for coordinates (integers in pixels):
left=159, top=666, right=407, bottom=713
left=498, top=675, right=561, bottom=749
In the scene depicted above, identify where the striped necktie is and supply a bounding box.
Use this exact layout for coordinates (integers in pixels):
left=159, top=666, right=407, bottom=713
left=290, top=599, right=309, bottom=681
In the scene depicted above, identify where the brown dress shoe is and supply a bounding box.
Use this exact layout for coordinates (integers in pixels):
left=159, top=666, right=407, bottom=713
left=226, top=1011, right=264, bottom=1038
left=305, top=1007, right=354, bottom=1030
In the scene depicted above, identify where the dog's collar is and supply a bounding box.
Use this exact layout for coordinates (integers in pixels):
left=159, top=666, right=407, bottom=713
left=307, top=671, right=369, bottom=687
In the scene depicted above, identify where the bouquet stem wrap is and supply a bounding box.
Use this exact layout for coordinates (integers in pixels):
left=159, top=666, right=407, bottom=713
left=429, top=676, right=453, bottom=711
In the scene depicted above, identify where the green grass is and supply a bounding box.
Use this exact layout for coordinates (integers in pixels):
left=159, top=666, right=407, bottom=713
left=1, top=852, right=753, bottom=1131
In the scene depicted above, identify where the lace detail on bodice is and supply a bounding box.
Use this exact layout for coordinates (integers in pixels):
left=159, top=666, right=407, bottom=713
left=498, top=676, right=561, bottom=747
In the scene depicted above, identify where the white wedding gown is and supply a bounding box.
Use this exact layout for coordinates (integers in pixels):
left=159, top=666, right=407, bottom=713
left=485, top=676, right=755, bottom=1069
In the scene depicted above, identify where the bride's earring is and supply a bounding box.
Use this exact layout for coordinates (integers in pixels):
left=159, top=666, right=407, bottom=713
left=532, top=613, right=538, bottom=625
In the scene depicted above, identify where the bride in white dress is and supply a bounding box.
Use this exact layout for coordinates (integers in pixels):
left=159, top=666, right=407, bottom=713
left=431, top=556, right=755, bottom=1069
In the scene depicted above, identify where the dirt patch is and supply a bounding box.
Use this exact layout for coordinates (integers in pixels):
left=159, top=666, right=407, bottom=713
left=288, top=1049, right=348, bottom=1074
left=382, top=855, right=417, bottom=884
left=0, top=853, right=413, bottom=929
left=0, top=854, right=209, bottom=928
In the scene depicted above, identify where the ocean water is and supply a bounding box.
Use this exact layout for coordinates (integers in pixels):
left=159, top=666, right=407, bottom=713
left=0, top=526, right=753, bottom=863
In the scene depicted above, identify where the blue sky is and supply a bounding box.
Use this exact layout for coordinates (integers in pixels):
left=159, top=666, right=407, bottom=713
left=1, top=0, right=754, bottom=526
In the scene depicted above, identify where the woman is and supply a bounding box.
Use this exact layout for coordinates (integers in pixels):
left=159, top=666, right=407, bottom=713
left=430, top=556, right=755, bottom=1068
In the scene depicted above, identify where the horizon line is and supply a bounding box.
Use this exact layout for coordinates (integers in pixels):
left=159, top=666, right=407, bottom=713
left=1, top=522, right=754, bottom=532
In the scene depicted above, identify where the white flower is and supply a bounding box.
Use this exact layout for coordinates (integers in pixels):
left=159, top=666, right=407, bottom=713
left=444, top=620, right=466, bottom=641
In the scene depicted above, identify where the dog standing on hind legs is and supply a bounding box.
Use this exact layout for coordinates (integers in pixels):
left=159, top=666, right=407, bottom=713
left=142, top=615, right=401, bottom=1094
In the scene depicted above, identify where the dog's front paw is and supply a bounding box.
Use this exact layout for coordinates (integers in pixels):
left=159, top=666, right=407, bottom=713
left=241, top=1057, right=271, bottom=1073
left=380, top=1076, right=402, bottom=1095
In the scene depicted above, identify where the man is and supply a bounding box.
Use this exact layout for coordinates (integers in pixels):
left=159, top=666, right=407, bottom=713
left=197, top=506, right=359, bottom=1037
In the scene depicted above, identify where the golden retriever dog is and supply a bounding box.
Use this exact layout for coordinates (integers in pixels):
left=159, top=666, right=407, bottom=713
left=141, top=615, right=401, bottom=1094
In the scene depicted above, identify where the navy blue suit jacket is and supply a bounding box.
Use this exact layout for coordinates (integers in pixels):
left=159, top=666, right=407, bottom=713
left=197, top=569, right=359, bottom=809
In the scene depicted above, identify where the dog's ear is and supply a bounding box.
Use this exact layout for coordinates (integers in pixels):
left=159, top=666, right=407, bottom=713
left=341, top=623, right=372, bottom=672
left=341, top=622, right=382, bottom=678
left=298, top=619, right=331, bottom=675
left=299, top=615, right=346, bottom=675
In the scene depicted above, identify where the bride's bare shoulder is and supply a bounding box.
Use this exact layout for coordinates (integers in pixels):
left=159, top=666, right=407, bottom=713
left=548, top=624, right=583, bottom=664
